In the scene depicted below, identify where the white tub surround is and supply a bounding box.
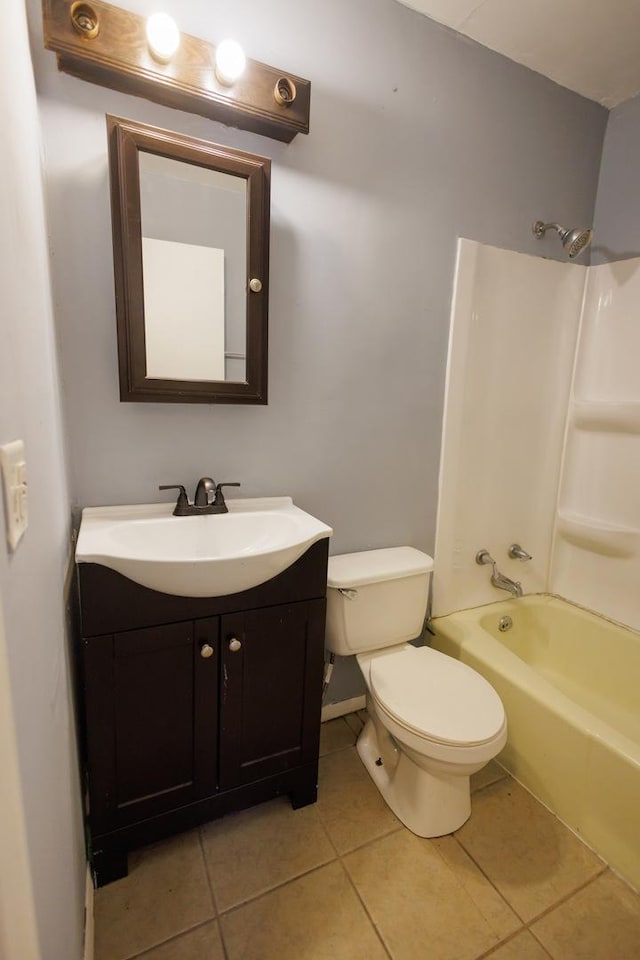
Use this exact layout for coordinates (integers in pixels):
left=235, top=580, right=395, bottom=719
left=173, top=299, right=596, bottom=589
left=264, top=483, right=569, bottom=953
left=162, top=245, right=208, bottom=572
left=436, top=241, right=640, bottom=639
left=434, top=239, right=585, bottom=616
left=551, top=258, right=640, bottom=632
left=432, top=596, right=640, bottom=891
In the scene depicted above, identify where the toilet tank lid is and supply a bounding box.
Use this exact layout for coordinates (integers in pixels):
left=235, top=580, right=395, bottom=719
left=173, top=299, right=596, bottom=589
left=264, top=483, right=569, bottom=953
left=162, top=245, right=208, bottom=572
left=327, top=547, right=433, bottom=589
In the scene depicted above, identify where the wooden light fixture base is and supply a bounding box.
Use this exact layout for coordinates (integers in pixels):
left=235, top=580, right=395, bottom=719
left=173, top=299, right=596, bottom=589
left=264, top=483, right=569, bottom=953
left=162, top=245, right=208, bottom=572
left=42, top=0, right=310, bottom=143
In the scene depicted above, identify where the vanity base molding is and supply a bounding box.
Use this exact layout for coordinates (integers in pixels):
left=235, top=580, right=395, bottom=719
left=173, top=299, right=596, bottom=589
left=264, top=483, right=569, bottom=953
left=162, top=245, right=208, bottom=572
left=77, top=540, right=329, bottom=886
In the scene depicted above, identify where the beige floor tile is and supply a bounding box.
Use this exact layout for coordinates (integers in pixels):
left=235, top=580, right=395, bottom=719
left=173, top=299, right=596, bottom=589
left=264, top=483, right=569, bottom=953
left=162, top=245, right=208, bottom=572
left=484, top=930, right=551, bottom=960
left=136, top=921, right=224, bottom=959
left=320, top=716, right=358, bottom=756
left=471, top=759, right=509, bottom=793
left=316, top=747, right=400, bottom=854
left=201, top=796, right=335, bottom=911
left=344, top=830, right=521, bottom=960
left=531, top=871, right=640, bottom=960
left=94, top=831, right=215, bottom=960
left=432, top=836, right=520, bottom=940
left=344, top=711, right=365, bottom=736
left=221, top=860, right=388, bottom=960
left=455, top=780, right=603, bottom=922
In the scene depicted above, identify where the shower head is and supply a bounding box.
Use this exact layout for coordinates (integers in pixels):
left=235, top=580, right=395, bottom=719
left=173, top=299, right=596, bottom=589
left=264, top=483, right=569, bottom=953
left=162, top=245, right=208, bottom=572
left=533, top=221, right=593, bottom=259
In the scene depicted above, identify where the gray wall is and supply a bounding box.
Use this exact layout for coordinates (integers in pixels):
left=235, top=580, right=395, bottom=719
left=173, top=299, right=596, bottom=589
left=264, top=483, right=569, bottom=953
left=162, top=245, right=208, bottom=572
left=0, top=3, right=85, bottom=957
left=28, top=0, right=606, bottom=704
left=593, top=91, right=640, bottom=263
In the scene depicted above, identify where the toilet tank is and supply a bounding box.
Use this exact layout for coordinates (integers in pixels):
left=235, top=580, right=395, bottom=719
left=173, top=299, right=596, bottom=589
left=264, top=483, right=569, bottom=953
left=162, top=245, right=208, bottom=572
left=325, top=547, right=433, bottom=656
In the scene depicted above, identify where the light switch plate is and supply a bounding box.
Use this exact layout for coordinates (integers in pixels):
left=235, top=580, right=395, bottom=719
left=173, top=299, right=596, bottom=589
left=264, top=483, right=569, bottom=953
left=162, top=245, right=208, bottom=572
left=0, top=440, right=28, bottom=551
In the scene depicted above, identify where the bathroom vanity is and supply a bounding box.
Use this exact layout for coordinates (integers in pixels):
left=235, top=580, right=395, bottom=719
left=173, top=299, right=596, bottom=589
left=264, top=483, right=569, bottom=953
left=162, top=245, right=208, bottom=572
left=75, top=499, right=331, bottom=885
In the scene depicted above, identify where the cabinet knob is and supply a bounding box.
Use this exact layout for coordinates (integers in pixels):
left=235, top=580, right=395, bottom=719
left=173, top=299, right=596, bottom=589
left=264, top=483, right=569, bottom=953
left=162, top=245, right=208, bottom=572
left=228, top=637, right=242, bottom=652
left=200, top=643, right=214, bottom=659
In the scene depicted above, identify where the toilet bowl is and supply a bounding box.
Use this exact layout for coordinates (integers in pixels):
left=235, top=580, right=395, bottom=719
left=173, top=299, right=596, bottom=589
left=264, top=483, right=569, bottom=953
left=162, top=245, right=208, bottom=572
left=325, top=547, right=507, bottom=836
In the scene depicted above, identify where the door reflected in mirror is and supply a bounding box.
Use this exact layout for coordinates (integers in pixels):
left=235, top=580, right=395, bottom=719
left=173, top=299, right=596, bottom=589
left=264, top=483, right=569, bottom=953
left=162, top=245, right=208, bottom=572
left=139, top=153, right=247, bottom=384
left=107, top=116, right=270, bottom=404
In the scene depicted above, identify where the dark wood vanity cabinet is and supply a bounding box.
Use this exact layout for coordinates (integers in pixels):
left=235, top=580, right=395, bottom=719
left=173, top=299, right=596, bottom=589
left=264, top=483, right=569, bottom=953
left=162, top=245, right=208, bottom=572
left=77, top=541, right=328, bottom=886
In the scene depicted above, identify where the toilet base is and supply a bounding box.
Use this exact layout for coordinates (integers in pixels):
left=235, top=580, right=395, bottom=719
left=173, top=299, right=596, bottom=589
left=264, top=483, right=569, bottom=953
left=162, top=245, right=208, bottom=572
left=356, top=715, right=472, bottom=837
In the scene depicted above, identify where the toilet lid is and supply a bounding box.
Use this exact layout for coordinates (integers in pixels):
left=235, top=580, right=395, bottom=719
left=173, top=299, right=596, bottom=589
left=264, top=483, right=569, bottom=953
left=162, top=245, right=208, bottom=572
left=368, top=645, right=505, bottom=747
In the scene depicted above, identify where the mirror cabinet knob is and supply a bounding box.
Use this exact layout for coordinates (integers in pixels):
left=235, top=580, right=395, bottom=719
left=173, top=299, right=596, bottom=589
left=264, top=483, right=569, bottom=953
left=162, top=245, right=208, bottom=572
left=249, top=278, right=263, bottom=293
left=200, top=643, right=214, bottom=659
left=228, top=637, right=242, bottom=652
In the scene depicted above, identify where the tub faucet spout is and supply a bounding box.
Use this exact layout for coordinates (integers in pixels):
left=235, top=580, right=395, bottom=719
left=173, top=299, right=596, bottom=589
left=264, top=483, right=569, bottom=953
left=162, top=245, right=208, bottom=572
left=491, top=569, right=523, bottom=598
left=475, top=549, right=523, bottom=598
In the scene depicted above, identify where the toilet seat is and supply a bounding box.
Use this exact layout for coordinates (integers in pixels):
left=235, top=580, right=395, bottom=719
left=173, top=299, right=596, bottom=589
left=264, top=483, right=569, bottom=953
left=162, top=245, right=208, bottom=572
left=366, top=645, right=505, bottom=748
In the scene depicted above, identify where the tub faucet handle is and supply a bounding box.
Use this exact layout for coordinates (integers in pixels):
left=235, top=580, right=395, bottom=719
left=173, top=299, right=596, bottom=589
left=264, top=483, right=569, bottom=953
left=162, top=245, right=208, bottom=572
left=508, top=543, right=532, bottom=561
left=475, top=549, right=495, bottom=566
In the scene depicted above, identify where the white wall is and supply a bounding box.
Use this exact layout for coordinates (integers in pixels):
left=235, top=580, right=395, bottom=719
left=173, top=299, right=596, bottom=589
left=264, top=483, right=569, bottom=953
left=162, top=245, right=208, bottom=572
left=434, top=240, right=585, bottom=615
left=0, top=2, right=85, bottom=957
left=0, top=595, right=41, bottom=960
left=551, top=258, right=640, bottom=630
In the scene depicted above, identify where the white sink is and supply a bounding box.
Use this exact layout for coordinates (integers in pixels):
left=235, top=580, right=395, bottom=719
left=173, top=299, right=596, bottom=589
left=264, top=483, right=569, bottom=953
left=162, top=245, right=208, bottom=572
left=75, top=497, right=332, bottom=598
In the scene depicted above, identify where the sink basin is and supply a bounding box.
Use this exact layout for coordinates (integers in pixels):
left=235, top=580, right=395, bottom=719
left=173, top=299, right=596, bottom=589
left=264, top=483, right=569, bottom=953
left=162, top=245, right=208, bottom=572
left=75, top=497, right=332, bottom=597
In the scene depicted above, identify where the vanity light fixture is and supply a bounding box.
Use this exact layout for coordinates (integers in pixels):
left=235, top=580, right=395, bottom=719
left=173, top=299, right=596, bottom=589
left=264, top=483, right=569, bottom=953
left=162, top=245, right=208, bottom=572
left=145, top=12, right=180, bottom=64
left=214, top=38, right=246, bottom=86
left=273, top=76, right=297, bottom=106
left=69, top=1, right=100, bottom=39
left=42, top=0, right=311, bottom=142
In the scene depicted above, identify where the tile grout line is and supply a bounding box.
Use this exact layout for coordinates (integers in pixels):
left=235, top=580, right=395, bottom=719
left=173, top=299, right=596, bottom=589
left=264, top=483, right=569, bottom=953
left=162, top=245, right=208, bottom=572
left=453, top=830, right=610, bottom=931
left=427, top=834, right=526, bottom=958
left=336, top=822, right=406, bottom=857
left=471, top=926, right=553, bottom=960
left=471, top=772, right=510, bottom=795
left=197, top=828, right=231, bottom=960
left=338, top=857, right=394, bottom=960
left=521, top=876, right=614, bottom=960
left=197, top=827, right=222, bottom=918
left=449, top=833, right=527, bottom=924
left=319, top=740, right=359, bottom=759
left=525, top=926, right=560, bottom=960
left=124, top=918, right=220, bottom=960
left=314, top=794, right=343, bottom=860
left=214, top=856, right=339, bottom=919
left=523, top=865, right=610, bottom=930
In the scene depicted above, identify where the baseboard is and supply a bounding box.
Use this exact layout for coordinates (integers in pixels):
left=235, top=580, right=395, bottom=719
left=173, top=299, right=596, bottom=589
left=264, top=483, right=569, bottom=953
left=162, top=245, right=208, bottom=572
left=83, top=863, right=94, bottom=960
left=321, top=695, right=366, bottom=722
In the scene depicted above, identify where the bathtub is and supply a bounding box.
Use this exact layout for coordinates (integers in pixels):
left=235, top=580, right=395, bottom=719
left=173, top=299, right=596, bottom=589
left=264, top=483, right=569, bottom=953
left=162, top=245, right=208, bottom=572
left=431, top=595, right=640, bottom=890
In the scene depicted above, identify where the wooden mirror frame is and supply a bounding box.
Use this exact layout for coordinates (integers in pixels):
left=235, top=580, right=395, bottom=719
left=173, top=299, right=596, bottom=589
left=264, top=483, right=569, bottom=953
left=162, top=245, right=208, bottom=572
left=107, top=116, right=270, bottom=404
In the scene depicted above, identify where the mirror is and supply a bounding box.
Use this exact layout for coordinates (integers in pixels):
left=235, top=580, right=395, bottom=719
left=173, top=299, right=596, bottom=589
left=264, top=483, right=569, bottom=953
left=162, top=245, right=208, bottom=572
left=107, top=116, right=270, bottom=403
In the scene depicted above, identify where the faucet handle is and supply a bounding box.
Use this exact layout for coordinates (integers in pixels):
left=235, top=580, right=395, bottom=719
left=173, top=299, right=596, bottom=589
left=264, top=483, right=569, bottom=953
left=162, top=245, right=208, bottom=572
left=475, top=549, right=496, bottom=566
left=214, top=482, right=241, bottom=508
left=508, top=543, right=532, bottom=561
left=159, top=484, right=189, bottom=515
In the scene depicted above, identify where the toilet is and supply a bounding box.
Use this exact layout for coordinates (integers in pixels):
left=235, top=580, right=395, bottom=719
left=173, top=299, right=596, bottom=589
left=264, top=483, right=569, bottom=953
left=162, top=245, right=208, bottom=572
left=325, top=546, right=507, bottom=837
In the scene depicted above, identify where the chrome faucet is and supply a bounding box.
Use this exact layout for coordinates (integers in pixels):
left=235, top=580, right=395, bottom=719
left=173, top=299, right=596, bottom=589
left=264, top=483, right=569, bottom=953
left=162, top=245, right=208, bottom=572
left=508, top=543, right=532, bottom=561
left=475, top=549, right=523, bottom=598
left=160, top=478, right=241, bottom=516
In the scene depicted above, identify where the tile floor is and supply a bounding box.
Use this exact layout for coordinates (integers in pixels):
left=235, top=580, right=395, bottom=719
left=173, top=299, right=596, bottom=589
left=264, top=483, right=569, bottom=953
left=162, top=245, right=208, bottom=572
left=94, top=711, right=640, bottom=960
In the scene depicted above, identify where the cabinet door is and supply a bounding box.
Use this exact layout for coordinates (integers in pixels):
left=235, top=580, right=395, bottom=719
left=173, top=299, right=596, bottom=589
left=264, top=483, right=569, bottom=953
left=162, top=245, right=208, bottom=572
left=219, top=600, right=325, bottom=789
left=84, top=617, right=218, bottom=833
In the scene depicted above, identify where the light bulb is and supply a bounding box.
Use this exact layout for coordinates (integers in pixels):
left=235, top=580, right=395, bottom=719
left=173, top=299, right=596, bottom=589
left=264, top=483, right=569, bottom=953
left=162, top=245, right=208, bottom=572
left=215, top=39, right=246, bottom=86
left=146, top=13, right=180, bottom=63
